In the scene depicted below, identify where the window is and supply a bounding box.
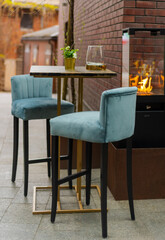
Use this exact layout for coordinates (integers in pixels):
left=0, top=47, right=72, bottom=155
left=24, top=44, right=31, bottom=74
left=21, top=13, right=33, bottom=29
left=45, top=45, right=51, bottom=65
left=32, top=45, right=38, bottom=65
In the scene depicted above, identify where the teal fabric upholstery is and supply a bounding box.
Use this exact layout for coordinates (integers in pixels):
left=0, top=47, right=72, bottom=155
left=99, top=87, right=137, bottom=142
left=11, top=75, right=74, bottom=120
left=12, top=97, right=74, bottom=120
left=11, top=75, right=52, bottom=101
left=50, top=87, right=137, bottom=143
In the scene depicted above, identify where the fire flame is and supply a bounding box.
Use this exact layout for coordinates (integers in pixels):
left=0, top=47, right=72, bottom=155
left=130, top=60, right=155, bottom=94
left=138, top=74, right=152, bottom=93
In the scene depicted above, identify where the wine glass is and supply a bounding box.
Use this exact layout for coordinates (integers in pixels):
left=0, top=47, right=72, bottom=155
left=86, top=45, right=106, bottom=70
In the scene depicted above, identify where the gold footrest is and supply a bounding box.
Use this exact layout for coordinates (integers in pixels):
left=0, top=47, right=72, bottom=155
left=33, top=185, right=102, bottom=214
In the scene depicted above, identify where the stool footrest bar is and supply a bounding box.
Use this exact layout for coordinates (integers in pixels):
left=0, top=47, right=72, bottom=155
left=28, top=154, right=71, bottom=164
left=33, top=185, right=104, bottom=214
left=60, top=155, right=70, bottom=160
left=28, top=157, right=51, bottom=164
left=58, top=170, right=88, bottom=185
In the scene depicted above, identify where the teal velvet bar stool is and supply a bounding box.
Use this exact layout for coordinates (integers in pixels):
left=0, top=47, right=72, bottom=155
left=11, top=74, right=74, bottom=196
left=50, top=87, right=137, bottom=238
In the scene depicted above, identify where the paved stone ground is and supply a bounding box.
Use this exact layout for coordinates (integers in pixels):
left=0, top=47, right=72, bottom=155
left=0, top=92, right=165, bottom=240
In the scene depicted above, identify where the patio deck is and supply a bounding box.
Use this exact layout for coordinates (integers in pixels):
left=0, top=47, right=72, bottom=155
left=0, top=92, right=164, bottom=240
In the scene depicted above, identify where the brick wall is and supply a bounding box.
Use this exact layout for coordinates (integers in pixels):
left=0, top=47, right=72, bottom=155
left=66, top=0, right=165, bottom=110
left=74, top=0, right=124, bottom=110
left=124, top=0, right=165, bottom=29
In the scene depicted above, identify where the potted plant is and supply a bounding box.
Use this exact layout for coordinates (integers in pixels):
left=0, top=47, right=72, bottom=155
left=61, top=46, right=79, bottom=70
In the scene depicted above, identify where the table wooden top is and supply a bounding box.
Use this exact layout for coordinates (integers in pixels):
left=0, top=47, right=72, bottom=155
left=30, top=65, right=117, bottom=78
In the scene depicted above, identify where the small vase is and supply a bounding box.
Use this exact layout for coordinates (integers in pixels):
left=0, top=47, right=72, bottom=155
left=64, top=58, right=75, bottom=70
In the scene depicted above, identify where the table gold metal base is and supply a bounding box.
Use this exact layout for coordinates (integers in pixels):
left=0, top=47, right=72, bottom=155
left=33, top=185, right=102, bottom=214
left=30, top=66, right=116, bottom=216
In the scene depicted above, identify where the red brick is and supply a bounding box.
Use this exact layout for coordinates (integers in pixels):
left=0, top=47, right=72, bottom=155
left=146, top=9, right=165, bottom=16
left=123, top=22, right=144, bottom=28
left=124, top=0, right=135, bottom=8
left=157, top=2, right=165, bottom=8
left=136, top=16, right=155, bottom=23
left=124, top=8, right=145, bottom=15
left=123, top=15, right=135, bottom=22
left=156, top=17, right=165, bottom=24
left=136, top=1, right=156, bottom=8
left=145, top=24, right=163, bottom=28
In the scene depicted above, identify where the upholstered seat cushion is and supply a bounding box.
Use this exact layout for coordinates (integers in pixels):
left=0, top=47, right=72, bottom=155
left=12, top=98, right=74, bottom=120
left=50, top=111, right=105, bottom=143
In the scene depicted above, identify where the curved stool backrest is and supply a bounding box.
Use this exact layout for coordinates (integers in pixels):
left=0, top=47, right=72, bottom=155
left=11, top=74, right=53, bottom=101
left=99, top=87, right=137, bottom=143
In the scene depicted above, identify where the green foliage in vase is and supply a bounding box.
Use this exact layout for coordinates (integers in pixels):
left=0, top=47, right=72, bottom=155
left=60, top=46, right=79, bottom=59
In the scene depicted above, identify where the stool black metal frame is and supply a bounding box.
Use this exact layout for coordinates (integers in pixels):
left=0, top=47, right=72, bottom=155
left=51, top=136, right=135, bottom=238
left=11, top=117, right=73, bottom=196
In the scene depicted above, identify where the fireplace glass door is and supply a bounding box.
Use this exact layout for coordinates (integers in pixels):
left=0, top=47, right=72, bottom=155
left=122, top=28, right=165, bottom=95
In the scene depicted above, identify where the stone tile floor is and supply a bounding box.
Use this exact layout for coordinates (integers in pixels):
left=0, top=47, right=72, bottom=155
left=0, top=92, right=165, bottom=239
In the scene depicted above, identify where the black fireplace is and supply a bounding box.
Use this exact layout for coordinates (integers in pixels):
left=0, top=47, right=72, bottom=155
left=121, top=28, right=165, bottom=148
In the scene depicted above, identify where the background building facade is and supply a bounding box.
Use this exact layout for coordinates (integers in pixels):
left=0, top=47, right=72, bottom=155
left=0, top=0, right=59, bottom=91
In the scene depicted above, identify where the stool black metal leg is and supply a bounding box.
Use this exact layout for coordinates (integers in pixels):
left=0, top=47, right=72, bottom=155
left=46, top=119, right=51, bottom=177
left=101, top=143, right=108, bottom=238
left=23, top=120, right=29, bottom=197
left=51, top=136, right=59, bottom=223
left=68, top=139, right=73, bottom=189
left=11, top=116, right=19, bottom=182
left=86, top=142, right=92, bottom=205
left=126, top=137, right=135, bottom=220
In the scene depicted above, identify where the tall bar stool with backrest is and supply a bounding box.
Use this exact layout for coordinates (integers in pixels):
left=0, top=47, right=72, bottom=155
left=11, top=74, right=74, bottom=196
left=50, top=87, right=137, bottom=238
